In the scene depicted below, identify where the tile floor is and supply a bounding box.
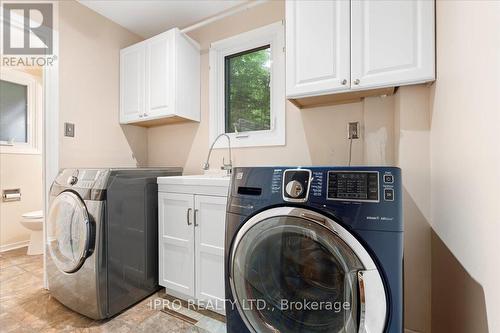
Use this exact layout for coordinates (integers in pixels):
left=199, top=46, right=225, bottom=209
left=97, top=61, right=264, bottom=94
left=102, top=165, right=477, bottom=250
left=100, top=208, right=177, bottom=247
left=0, top=247, right=226, bottom=333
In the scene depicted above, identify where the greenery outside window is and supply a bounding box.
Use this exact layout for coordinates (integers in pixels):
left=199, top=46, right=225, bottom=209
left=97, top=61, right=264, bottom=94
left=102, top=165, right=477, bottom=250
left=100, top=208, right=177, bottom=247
left=224, top=45, right=271, bottom=134
left=209, top=22, right=285, bottom=148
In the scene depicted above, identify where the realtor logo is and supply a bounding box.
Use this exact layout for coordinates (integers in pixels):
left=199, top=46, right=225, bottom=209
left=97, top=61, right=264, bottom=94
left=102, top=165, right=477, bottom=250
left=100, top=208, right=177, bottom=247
left=2, top=3, right=53, bottom=55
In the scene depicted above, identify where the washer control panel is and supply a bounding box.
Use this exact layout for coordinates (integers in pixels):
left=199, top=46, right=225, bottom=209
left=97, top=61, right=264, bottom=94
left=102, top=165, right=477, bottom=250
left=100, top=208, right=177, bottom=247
left=230, top=166, right=401, bottom=232
left=56, top=169, right=106, bottom=190
left=327, top=171, right=379, bottom=202
left=283, top=169, right=311, bottom=202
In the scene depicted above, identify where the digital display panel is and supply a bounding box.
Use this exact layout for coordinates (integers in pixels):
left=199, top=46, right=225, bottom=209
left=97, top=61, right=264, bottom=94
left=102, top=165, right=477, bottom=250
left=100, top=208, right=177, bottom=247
left=327, top=171, right=379, bottom=201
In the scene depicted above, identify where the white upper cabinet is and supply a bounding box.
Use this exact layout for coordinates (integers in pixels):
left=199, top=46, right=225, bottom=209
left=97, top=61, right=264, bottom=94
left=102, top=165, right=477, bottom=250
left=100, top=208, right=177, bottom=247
left=285, top=0, right=435, bottom=99
left=145, top=32, right=172, bottom=118
left=350, top=0, right=435, bottom=90
left=120, top=44, right=145, bottom=123
left=120, top=28, right=200, bottom=126
left=286, top=0, right=350, bottom=98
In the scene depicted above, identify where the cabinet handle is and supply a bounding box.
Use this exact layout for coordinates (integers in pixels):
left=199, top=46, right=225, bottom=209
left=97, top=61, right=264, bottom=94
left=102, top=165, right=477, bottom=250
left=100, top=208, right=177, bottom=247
left=194, top=209, right=199, bottom=227
left=353, top=79, right=360, bottom=85
left=187, top=208, right=192, bottom=226
left=144, top=113, right=148, bottom=117
left=139, top=114, right=143, bottom=118
left=341, top=79, right=347, bottom=85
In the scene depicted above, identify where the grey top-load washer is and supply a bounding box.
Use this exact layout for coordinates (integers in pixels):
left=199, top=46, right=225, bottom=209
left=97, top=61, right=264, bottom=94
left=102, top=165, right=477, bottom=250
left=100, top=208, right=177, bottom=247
left=46, top=167, right=182, bottom=319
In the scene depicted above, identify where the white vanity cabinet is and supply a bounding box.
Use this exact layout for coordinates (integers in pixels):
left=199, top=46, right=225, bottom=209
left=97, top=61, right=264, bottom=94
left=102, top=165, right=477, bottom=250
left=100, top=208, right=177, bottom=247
left=158, top=192, right=196, bottom=297
left=286, top=0, right=435, bottom=99
left=120, top=28, right=200, bottom=126
left=158, top=176, right=229, bottom=314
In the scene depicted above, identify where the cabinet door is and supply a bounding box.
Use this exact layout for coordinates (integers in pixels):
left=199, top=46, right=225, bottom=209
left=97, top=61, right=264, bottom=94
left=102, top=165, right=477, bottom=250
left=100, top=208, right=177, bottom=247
left=351, top=0, right=435, bottom=90
left=194, top=195, right=227, bottom=313
left=120, top=44, right=145, bottom=123
left=158, top=192, right=195, bottom=298
left=286, top=0, right=350, bottom=98
left=145, top=32, right=172, bottom=119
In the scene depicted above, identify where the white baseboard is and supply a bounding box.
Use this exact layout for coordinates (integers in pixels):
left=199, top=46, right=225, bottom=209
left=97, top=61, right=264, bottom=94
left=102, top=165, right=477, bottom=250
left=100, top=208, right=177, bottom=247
left=0, top=240, right=29, bottom=253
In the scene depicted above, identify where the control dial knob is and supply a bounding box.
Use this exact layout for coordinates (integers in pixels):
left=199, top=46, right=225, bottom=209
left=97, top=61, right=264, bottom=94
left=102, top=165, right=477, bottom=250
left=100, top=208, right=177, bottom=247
left=67, top=176, right=78, bottom=186
left=285, top=180, right=304, bottom=198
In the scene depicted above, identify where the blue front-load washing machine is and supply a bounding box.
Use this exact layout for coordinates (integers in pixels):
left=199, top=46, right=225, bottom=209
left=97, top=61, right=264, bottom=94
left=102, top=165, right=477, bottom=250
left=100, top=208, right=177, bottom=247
left=225, top=166, right=403, bottom=333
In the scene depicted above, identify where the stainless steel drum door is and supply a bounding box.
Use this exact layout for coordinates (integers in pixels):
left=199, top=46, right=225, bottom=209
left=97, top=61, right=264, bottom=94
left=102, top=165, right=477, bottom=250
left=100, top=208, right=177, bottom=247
left=48, top=191, right=94, bottom=273
left=229, top=207, right=387, bottom=333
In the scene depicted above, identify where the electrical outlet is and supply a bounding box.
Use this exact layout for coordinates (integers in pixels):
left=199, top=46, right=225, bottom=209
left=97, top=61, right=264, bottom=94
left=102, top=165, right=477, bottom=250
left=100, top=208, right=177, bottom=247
left=348, top=122, right=360, bottom=139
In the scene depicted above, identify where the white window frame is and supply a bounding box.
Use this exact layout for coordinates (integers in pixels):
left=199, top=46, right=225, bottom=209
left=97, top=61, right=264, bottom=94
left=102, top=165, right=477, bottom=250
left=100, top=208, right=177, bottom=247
left=0, top=68, right=42, bottom=154
left=209, top=21, right=285, bottom=148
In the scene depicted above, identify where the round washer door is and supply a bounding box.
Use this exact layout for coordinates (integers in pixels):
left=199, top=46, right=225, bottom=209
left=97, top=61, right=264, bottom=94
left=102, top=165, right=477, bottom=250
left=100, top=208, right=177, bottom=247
left=230, top=207, right=387, bottom=333
left=48, top=191, right=93, bottom=273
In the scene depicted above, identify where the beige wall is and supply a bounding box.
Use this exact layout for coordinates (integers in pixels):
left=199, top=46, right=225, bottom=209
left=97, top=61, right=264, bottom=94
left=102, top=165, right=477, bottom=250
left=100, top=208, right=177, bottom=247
left=0, top=155, right=43, bottom=249
left=58, top=0, right=148, bottom=168
left=430, top=1, right=500, bottom=332
left=0, top=69, right=43, bottom=250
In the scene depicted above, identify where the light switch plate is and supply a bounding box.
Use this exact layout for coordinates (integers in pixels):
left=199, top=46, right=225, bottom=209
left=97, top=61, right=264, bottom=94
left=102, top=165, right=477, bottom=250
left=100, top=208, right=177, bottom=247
left=64, top=122, right=75, bottom=137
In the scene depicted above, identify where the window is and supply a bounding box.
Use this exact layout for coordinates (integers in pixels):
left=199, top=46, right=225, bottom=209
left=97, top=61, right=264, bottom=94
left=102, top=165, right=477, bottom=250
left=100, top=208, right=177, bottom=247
left=0, top=69, right=41, bottom=154
left=225, top=45, right=271, bottom=133
left=210, top=22, right=285, bottom=148
left=0, top=80, right=28, bottom=143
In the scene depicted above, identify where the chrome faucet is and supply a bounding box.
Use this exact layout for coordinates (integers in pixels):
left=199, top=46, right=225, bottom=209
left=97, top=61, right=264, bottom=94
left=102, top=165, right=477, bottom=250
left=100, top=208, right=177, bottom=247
left=203, top=133, right=233, bottom=175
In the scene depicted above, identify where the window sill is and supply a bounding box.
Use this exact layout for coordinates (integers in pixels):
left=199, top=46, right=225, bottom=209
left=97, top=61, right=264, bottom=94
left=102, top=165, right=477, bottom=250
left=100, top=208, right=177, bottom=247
left=211, top=132, right=285, bottom=149
left=0, top=145, right=41, bottom=155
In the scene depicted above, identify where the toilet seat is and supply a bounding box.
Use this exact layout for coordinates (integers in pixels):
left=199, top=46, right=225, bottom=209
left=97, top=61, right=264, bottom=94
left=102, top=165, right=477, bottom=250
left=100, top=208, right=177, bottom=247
left=22, top=210, right=44, bottom=220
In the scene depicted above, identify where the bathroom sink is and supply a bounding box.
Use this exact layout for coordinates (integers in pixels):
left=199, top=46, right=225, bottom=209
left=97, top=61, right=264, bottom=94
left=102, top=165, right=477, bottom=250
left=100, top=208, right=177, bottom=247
left=157, top=174, right=231, bottom=187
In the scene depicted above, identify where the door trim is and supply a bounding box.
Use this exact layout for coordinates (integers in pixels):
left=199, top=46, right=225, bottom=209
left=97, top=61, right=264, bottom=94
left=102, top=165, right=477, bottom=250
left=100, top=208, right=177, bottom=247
left=229, top=206, right=387, bottom=333
left=42, top=5, right=60, bottom=289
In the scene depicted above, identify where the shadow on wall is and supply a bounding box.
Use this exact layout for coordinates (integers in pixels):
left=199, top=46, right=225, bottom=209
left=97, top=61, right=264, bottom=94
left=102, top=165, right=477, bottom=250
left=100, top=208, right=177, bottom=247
left=120, top=125, right=149, bottom=167
left=403, top=187, right=432, bottom=333
left=431, top=230, right=489, bottom=333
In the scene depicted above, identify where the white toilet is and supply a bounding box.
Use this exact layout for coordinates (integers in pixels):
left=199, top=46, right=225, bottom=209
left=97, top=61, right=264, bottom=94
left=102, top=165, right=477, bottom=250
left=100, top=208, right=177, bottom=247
left=20, top=210, right=44, bottom=255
